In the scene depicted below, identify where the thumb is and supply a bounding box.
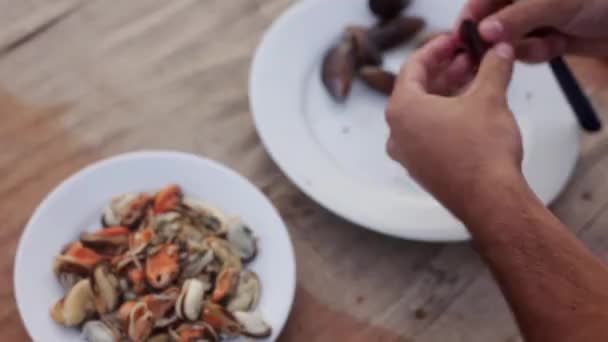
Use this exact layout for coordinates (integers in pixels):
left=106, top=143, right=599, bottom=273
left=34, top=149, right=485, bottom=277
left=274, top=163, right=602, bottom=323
left=470, top=43, right=515, bottom=96
left=479, top=1, right=556, bottom=42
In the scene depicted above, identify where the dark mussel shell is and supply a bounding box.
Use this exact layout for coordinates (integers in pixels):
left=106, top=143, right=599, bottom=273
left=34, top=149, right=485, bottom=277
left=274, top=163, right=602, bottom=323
left=459, top=19, right=489, bottom=63
left=369, top=0, right=410, bottom=20
left=369, top=16, right=425, bottom=51
left=359, top=66, right=397, bottom=95
left=321, top=34, right=357, bottom=102
left=346, top=26, right=382, bottom=67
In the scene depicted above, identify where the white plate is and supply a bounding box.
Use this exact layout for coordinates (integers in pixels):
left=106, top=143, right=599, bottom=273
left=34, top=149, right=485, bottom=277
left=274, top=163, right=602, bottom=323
left=14, top=151, right=296, bottom=342
left=250, top=0, right=580, bottom=242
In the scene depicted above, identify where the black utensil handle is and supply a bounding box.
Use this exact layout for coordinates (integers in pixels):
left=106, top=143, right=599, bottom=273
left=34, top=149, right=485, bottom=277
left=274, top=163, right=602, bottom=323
left=549, top=57, right=602, bottom=132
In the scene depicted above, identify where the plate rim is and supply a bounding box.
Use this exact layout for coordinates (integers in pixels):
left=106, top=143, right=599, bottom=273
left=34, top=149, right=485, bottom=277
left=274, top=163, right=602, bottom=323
left=249, top=0, right=580, bottom=243
left=14, top=150, right=297, bottom=341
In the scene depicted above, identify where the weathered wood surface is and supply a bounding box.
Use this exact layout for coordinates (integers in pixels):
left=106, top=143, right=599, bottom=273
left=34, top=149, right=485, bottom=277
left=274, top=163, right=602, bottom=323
left=1, top=1, right=607, bottom=341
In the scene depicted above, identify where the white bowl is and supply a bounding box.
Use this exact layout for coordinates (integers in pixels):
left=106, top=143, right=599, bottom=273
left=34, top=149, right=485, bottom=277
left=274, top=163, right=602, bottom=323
left=14, top=151, right=296, bottom=342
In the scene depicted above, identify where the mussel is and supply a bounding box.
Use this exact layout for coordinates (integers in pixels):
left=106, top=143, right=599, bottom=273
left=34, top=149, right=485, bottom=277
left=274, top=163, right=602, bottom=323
left=369, top=0, right=410, bottom=20
left=359, top=66, right=397, bottom=95
left=321, top=33, right=357, bottom=102
left=369, top=16, right=425, bottom=51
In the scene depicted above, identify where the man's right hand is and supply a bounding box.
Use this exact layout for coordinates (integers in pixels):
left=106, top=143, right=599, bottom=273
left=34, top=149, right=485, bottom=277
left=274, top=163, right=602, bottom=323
left=458, top=0, right=608, bottom=62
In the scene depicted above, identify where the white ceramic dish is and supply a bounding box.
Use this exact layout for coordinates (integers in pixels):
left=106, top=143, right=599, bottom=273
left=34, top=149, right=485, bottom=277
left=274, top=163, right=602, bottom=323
left=14, top=151, right=296, bottom=342
left=250, top=0, right=580, bottom=242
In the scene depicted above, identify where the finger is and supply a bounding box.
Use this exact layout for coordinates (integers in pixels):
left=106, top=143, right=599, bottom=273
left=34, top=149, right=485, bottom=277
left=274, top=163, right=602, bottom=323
left=565, top=37, right=608, bottom=57
left=397, top=35, right=460, bottom=92
left=428, top=54, right=474, bottom=96
left=515, top=34, right=567, bottom=63
left=386, top=137, right=400, bottom=161
left=479, top=1, right=559, bottom=42
left=454, top=0, right=509, bottom=32
left=469, top=42, right=515, bottom=97
left=444, top=53, right=475, bottom=87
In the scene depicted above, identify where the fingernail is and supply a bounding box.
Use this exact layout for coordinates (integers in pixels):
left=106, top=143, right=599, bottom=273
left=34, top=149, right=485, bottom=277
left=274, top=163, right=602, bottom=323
left=480, top=18, right=504, bottom=41
left=494, top=43, right=514, bottom=59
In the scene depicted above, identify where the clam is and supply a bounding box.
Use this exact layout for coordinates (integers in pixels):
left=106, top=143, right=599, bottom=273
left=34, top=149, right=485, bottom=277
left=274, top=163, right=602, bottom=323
left=127, top=301, right=155, bottom=341
left=369, top=16, right=425, bottom=51
left=81, top=320, right=121, bottom=342
left=202, top=302, right=241, bottom=337
left=321, top=34, right=357, bottom=102
left=233, top=311, right=272, bottom=338
left=176, top=278, right=207, bottom=321
left=226, top=218, right=257, bottom=262
left=369, top=0, right=410, bottom=20
left=359, top=66, right=397, bottom=95
left=90, top=262, right=120, bottom=315
left=145, top=243, right=181, bottom=290
left=170, top=322, right=219, bottom=342
left=182, top=197, right=228, bottom=234
left=227, top=270, right=261, bottom=312
left=212, top=267, right=239, bottom=303
left=80, top=226, right=130, bottom=256
left=50, top=279, right=96, bottom=326
left=154, top=184, right=183, bottom=213
left=102, top=193, right=151, bottom=229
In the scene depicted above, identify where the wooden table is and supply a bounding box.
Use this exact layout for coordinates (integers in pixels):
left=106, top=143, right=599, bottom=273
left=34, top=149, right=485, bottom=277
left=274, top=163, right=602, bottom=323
left=2, top=1, right=608, bottom=341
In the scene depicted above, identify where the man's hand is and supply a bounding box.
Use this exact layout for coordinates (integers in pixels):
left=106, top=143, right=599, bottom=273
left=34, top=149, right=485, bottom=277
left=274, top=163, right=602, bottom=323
left=386, top=36, right=521, bottom=219
left=458, top=0, right=608, bottom=62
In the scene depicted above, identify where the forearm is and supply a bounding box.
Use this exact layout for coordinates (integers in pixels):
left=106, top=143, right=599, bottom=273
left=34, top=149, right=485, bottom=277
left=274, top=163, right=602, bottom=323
left=458, top=171, right=608, bottom=341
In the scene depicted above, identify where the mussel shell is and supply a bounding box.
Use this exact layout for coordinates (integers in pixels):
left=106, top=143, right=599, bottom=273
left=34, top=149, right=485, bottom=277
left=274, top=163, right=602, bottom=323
left=233, top=311, right=272, bottom=338
left=321, top=34, right=357, bottom=102
left=171, top=322, right=219, bottom=342
left=101, top=193, right=139, bottom=227
left=369, top=0, right=409, bottom=20
left=80, top=228, right=130, bottom=256
left=369, top=16, right=425, bottom=51
left=90, top=262, right=120, bottom=315
left=460, top=19, right=488, bottom=63
left=176, top=279, right=206, bottom=321
left=145, top=243, right=181, bottom=290
left=359, top=66, right=397, bottom=95
left=182, top=197, right=228, bottom=234
left=226, top=218, right=257, bottom=262
left=50, top=278, right=96, bottom=326
left=202, top=303, right=242, bottom=337
left=81, top=320, right=121, bottom=342
left=227, top=270, right=261, bottom=312
left=127, top=302, right=155, bottom=341
left=346, top=26, right=382, bottom=67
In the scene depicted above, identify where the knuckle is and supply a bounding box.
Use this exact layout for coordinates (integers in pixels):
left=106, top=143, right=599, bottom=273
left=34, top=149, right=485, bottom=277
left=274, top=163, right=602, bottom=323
left=385, top=105, right=402, bottom=126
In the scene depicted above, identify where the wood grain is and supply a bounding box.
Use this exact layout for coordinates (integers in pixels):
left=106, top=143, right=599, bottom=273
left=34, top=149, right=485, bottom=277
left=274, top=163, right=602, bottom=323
left=1, top=1, right=608, bottom=341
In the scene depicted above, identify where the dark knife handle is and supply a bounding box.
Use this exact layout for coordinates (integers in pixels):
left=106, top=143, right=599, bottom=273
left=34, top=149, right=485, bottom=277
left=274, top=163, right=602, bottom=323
left=549, top=57, right=602, bottom=132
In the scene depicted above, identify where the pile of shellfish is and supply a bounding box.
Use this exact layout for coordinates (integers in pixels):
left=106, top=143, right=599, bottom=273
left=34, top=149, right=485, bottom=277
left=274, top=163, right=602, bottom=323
left=50, top=184, right=271, bottom=342
left=322, top=0, right=425, bottom=100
